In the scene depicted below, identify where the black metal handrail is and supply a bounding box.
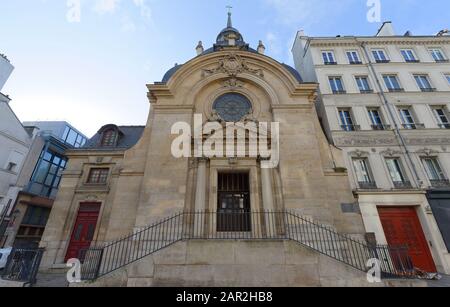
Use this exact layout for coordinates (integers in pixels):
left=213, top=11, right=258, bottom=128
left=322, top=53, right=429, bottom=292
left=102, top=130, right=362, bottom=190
left=1, top=248, right=44, bottom=286
left=80, top=211, right=418, bottom=281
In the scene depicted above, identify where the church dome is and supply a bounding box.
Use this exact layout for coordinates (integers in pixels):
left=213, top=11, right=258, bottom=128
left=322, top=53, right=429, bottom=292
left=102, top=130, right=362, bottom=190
left=215, top=12, right=246, bottom=47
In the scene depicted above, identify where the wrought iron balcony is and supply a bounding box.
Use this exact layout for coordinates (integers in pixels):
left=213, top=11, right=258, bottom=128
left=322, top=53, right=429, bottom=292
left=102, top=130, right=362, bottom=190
left=371, top=124, right=391, bottom=131
left=324, top=61, right=338, bottom=65
left=349, top=61, right=363, bottom=65
left=358, top=182, right=378, bottom=189
left=420, top=88, right=437, bottom=92
left=375, top=59, right=391, bottom=63
left=360, top=89, right=374, bottom=94
left=435, top=59, right=449, bottom=63
left=393, top=181, right=413, bottom=189
left=405, top=59, right=420, bottom=63
left=388, top=88, right=405, bottom=93
left=402, top=123, right=425, bottom=130
left=430, top=179, right=450, bottom=189
left=438, top=123, right=450, bottom=129
left=332, top=90, right=347, bottom=94
left=341, top=124, right=360, bottom=131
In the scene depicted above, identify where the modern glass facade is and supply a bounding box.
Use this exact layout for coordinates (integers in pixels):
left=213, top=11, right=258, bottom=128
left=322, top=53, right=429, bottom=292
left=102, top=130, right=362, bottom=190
left=62, top=125, right=87, bottom=148
left=28, top=144, right=67, bottom=199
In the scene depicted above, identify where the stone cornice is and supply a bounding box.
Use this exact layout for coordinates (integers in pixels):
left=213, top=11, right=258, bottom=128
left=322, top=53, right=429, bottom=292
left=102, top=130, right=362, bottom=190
left=65, top=150, right=126, bottom=158
left=308, top=36, right=450, bottom=48
left=333, top=130, right=450, bottom=147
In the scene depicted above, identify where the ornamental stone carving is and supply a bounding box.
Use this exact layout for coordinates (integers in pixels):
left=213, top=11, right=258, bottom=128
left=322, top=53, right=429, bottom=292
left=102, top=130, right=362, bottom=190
left=202, top=53, right=264, bottom=78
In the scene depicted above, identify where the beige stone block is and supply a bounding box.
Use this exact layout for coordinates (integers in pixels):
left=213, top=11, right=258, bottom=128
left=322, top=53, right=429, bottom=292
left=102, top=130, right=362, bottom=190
left=186, top=241, right=234, bottom=265
left=284, top=241, right=319, bottom=265
left=153, top=241, right=187, bottom=265
left=127, top=278, right=154, bottom=287
left=127, top=257, right=155, bottom=278
left=284, top=264, right=320, bottom=287
left=234, top=241, right=285, bottom=265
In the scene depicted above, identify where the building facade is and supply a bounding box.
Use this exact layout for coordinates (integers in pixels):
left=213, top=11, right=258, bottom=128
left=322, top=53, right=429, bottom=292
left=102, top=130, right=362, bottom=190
left=292, top=22, right=450, bottom=274
left=36, top=15, right=429, bottom=287
left=2, top=122, right=88, bottom=249
left=0, top=54, right=35, bottom=245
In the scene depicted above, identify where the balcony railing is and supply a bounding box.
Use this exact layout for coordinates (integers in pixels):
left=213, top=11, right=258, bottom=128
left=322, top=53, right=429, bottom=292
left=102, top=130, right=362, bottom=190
left=402, top=123, right=425, bottom=130
left=405, top=59, right=420, bottom=63
left=332, top=90, right=347, bottom=94
left=371, top=124, right=391, bottom=131
left=358, top=182, right=378, bottom=189
left=375, top=59, right=391, bottom=63
left=430, top=179, right=450, bottom=189
left=438, top=123, right=450, bottom=129
left=388, top=88, right=405, bottom=93
left=349, top=61, right=363, bottom=65
left=435, top=59, right=449, bottom=63
left=420, top=88, right=437, bottom=92
left=341, top=124, right=360, bottom=131
left=324, top=61, right=338, bottom=65
left=393, top=181, right=413, bottom=189
left=360, top=89, right=374, bottom=94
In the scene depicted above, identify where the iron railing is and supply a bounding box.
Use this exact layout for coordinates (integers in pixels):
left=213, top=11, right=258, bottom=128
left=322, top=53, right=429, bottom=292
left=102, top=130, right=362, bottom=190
left=1, top=248, right=44, bottom=286
left=80, top=211, right=418, bottom=281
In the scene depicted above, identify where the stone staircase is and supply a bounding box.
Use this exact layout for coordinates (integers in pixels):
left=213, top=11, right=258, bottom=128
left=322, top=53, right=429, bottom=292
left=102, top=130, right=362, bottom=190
left=79, top=211, right=417, bottom=282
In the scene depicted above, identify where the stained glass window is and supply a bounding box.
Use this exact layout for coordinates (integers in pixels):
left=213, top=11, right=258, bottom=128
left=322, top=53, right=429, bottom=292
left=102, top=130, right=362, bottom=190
left=213, top=93, right=252, bottom=122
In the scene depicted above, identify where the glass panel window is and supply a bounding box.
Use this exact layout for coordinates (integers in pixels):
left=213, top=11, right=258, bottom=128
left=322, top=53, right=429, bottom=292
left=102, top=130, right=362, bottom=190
left=398, top=107, right=416, bottom=129
left=386, top=158, right=406, bottom=183
left=329, top=77, right=345, bottom=93
left=445, top=74, right=450, bottom=85
left=433, top=107, right=450, bottom=128
left=30, top=149, right=67, bottom=198
left=338, top=109, right=355, bottom=131
left=383, top=75, right=402, bottom=91
left=347, top=51, right=361, bottom=64
left=368, top=108, right=383, bottom=126
left=372, top=49, right=388, bottom=62
left=401, top=49, right=418, bottom=62
left=322, top=51, right=336, bottom=64
left=355, top=76, right=371, bottom=92
left=430, top=48, right=447, bottom=62
left=422, top=158, right=446, bottom=181
left=101, top=130, right=117, bottom=147
left=414, top=75, right=433, bottom=91
left=66, top=130, right=78, bottom=146
left=353, top=158, right=373, bottom=183
left=87, top=168, right=110, bottom=184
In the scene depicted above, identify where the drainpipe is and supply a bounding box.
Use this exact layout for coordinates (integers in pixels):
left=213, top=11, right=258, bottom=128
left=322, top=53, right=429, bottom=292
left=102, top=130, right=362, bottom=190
left=360, top=42, right=423, bottom=188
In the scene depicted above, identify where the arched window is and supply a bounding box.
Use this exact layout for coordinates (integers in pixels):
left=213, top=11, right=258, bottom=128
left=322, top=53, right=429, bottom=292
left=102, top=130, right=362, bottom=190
left=101, top=129, right=117, bottom=147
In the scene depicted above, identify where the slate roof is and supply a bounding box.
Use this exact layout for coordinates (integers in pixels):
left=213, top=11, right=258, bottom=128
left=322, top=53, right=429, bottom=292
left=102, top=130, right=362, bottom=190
left=81, top=125, right=145, bottom=151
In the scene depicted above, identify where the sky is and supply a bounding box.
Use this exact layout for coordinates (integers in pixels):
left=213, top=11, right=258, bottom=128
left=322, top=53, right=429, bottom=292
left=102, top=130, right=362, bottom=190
left=0, top=0, right=449, bottom=137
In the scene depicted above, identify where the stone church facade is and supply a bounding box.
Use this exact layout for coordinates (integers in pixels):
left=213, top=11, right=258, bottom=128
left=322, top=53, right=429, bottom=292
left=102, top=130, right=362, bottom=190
left=38, top=15, right=425, bottom=287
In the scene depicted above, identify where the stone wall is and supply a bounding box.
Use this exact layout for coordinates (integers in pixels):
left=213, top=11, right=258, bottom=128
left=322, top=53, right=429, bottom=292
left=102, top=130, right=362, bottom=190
left=73, top=240, right=425, bottom=287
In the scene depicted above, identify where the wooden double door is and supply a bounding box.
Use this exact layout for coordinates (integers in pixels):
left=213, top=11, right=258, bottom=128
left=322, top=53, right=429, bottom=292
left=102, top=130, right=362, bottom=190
left=378, top=207, right=437, bottom=273
left=65, top=203, right=101, bottom=262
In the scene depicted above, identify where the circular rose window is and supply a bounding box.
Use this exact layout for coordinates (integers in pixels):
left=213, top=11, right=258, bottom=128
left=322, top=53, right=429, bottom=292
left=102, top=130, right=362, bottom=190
left=213, top=93, right=252, bottom=122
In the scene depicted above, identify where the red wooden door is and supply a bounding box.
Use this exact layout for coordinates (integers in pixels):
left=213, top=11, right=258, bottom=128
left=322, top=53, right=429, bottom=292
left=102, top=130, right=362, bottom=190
left=378, top=207, right=436, bottom=272
left=65, top=203, right=101, bottom=262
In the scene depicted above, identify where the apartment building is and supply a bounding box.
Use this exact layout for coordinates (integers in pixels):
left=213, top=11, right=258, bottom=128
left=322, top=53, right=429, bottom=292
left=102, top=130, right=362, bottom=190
left=293, top=22, right=450, bottom=274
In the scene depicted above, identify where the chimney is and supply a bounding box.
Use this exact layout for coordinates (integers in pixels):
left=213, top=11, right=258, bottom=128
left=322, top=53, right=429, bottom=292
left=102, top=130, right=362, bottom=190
left=257, top=40, right=266, bottom=55
left=196, top=41, right=204, bottom=56
left=376, top=21, right=396, bottom=36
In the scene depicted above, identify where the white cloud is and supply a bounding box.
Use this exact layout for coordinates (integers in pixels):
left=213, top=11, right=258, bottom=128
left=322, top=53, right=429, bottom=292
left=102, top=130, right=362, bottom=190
left=133, top=0, right=152, bottom=20
left=93, top=0, right=121, bottom=14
